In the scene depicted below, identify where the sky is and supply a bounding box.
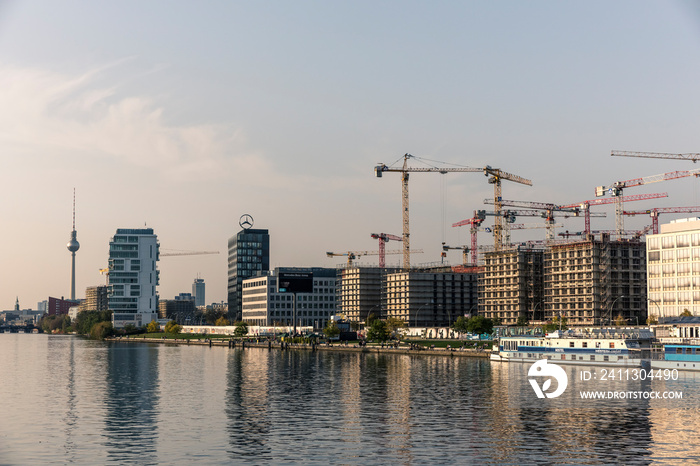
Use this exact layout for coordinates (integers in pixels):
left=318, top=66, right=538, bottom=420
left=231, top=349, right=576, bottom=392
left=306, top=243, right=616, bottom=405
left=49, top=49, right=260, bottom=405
left=2, top=0, right=700, bottom=310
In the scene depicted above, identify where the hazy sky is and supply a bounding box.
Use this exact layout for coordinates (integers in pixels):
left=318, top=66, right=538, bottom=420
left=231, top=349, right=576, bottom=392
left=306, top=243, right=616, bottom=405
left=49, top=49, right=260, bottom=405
left=2, top=1, right=700, bottom=310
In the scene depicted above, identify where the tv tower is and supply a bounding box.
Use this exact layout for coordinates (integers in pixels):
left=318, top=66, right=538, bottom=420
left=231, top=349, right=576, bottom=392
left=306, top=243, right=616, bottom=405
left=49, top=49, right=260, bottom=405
left=67, top=189, right=80, bottom=300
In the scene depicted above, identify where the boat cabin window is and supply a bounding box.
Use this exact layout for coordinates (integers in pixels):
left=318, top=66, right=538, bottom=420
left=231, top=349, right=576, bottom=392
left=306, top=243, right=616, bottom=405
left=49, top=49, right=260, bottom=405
left=569, top=342, right=575, bottom=348
left=609, top=343, right=615, bottom=349
left=677, top=348, right=684, bottom=354
left=582, top=342, right=588, bottom=348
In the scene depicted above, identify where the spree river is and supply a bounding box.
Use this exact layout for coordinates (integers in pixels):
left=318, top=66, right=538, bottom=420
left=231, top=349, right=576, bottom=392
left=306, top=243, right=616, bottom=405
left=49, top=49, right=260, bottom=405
left=1, top=334, right=699, bottom=465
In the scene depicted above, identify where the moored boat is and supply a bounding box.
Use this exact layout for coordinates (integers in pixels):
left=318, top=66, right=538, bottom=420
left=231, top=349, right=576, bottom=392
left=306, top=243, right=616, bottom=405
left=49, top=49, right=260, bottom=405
left=490, top=327, right=653, bottom=367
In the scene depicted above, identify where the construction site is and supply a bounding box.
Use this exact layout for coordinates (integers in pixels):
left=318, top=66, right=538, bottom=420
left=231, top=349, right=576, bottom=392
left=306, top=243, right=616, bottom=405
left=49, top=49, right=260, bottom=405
left=330, top=151, right=700, bottom=328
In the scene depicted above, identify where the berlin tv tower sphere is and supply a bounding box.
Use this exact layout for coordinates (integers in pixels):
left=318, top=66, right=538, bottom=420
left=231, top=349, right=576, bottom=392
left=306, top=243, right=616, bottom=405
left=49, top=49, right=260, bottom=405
left=67, top=231, right=80, bottom=252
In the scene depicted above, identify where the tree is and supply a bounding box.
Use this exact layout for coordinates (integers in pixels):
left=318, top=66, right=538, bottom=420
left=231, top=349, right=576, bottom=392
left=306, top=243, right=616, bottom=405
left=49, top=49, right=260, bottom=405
left=366, top=319, right=390, bottom=342
left=516, top=315, right=529, bottom=327
left=147, top=320, right=160, bottom=333
left=543, top=316, right=568, bottom=333
left=74, top=310, right=112, bottom=336
left=215, top=316, right=230, bottom=326
left=466, top=316, right=494, bottom=335
left=324, top=321, right=341, bottom=339
left=90, top=321, right=113, bottom=340
left=647, top=314, right=659, bottom=325
left=234, top=321, right=249, bottom=337
left=614, top=314, right=626, bottom=326
left=681, top=309, right=693, bottom=317
left=386, top=317, right=406, bottom=339
left=452, top=316, right=469, bottom=334
left=164, top=320, right=181, bottom=334
left=366, top=312, right=378, bottom=326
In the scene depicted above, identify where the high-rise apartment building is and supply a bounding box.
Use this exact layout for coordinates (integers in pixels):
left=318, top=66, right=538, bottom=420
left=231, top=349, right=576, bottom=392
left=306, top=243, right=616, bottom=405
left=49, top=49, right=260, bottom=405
left=227, top=228, right=269, bottom=320
left=108, top=228, right=159, bottom=328
left=647, top=218, right=700, bottom=319
left=336, top=266, right=395, bottom=323
left=384, top=267, right=479, bottom=327
left=545, top=237, right=646, bottom=326
left=192, top=278, right=205, bottom=307
left=479, top=247, right=545, bottom=325
left=82, top=285, right=108, bottom=312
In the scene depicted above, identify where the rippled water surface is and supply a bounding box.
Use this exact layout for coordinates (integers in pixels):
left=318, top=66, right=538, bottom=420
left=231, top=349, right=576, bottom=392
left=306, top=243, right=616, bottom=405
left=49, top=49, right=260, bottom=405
left=0, top=334, right=698, bottom=464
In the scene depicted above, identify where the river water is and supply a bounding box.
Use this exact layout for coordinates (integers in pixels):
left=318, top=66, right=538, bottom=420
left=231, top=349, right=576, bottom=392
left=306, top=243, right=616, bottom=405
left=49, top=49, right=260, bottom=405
left=0, top=334, right=699, bottom=465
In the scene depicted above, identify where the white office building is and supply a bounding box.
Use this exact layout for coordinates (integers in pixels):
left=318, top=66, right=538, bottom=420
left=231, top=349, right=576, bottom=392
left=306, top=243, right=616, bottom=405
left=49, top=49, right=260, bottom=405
left=108, top=228, right=160, bottom=328
left=647, top=218, right=700, bottom=319
left=241, top=267, right=336, bottom=328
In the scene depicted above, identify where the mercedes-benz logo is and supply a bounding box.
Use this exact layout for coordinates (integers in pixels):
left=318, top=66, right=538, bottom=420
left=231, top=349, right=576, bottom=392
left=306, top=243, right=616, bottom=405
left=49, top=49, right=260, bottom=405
left=239, top=214, right=254, bottom=230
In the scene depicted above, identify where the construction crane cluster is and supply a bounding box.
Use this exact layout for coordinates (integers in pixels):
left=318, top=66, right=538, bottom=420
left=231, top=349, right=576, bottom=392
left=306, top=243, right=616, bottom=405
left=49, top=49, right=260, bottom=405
left=329, top=150, right=699, bottom=270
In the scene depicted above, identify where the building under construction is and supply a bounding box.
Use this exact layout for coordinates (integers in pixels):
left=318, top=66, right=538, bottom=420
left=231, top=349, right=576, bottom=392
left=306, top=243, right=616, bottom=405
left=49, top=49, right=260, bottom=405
left=544, top=236, right=646, bottom=326
left=479, top=246, right=544, bottom=325
left=384, top=266, right=479, bottom=327
left=336, top=266, right=398, bottom=323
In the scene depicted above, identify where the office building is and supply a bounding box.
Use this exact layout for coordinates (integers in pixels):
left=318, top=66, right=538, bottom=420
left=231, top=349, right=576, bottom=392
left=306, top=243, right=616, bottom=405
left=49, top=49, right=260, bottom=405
left=108, top=228, right=159, bottom=328
left=192, top=278, right=205, bottom=307
left=241, top=267, right=336, bottom=328
left=227, top=228, right=269, bottom=320
left=647, top=218, right=700, bottom=319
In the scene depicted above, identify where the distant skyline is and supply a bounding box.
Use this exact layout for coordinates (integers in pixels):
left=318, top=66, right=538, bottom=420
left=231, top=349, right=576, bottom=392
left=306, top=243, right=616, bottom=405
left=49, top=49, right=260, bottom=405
left=2, top=1, right=700, bottom=309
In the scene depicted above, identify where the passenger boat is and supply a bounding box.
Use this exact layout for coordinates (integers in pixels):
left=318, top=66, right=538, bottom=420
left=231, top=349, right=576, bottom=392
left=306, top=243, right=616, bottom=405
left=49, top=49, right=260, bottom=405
left=651, top=343, right=700, bottom=371
left=490, top=327, right=653, bottom=367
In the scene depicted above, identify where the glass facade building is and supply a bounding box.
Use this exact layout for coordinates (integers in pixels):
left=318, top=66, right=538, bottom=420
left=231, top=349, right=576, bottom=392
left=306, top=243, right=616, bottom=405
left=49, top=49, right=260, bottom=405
left=228, top=228, right=269, bottom=320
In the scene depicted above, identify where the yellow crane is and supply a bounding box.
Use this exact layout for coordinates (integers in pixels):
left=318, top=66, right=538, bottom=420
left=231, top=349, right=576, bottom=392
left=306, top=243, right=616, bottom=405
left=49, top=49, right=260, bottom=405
left=375, top=154, right=532, bottom=266
left=326, top=249, right=423, bottom=267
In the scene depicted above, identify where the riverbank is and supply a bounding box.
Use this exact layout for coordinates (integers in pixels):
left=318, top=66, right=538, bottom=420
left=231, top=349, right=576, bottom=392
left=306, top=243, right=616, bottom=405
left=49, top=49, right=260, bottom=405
left=108, top=336, right=491, bottom=358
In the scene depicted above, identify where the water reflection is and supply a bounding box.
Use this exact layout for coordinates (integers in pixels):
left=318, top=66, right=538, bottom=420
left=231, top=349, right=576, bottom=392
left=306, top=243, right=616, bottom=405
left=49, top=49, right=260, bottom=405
left=226, top=347, right=271, bottom=460
left=3, top=335, right=700, bottom=464
left=488, top=362, right=654, bottom=464
left=103, top=343, right=160, bottom=464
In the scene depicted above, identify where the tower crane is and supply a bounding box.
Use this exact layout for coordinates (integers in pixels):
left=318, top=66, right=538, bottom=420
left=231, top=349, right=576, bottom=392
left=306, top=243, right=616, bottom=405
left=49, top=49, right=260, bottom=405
left=611, top=150, right=700, bottom=163
left=561, top=192, right=668, bottom=235
left=595, top=169, right=700, bottom=236
left=370, top=233, right=402, bottom=268
left=482, top=199, right=579, bottom=243
left=374, top=154, right=531, bottom=268
left=469, top=209, right=604, bottom=247
left=623, top=206, right=700, bottom=234
left=326, top=249, right=423, bottom=267
left=450, top=211, right=484, bottom=264
left=558, top=227, right=651, bottom=240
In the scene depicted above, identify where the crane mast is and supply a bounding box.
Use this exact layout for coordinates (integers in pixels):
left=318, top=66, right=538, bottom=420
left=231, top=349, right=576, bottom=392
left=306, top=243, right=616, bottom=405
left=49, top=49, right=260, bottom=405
left=623, top=206, right=700, bottom=234
left=561, top=192, right=668, bottom=235
left=375, top=154, right=531, bottom=267
left=596, top=169, right=700, bottom=236
left=370, top=233, right=402, bottom=268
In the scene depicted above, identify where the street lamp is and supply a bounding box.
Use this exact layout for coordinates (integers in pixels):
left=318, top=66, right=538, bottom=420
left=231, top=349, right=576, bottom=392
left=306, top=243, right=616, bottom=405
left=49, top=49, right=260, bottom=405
left=414, top=302, right=433, bottom=330
left=607, top=295, right=626, bottom=326
left=649, top=299, right=662, bottom=322
left=532, top=301, right=544, bottom=323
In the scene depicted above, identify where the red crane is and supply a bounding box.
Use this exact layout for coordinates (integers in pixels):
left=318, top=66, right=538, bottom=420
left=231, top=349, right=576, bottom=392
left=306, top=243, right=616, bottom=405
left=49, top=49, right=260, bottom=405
left=623, top=206, right=700, bottom=234
left=370, top=233, right=402, bottom=268
left=560, top=192, right=669, bottom=235
left=451, top=211, right=484, bottom=264
left=595, top=169, right=700, bottom=235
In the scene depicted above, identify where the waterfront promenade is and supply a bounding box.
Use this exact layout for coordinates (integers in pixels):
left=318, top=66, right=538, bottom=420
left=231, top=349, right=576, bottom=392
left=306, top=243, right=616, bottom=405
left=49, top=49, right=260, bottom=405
left=110, top=336, right=491, bottom=358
